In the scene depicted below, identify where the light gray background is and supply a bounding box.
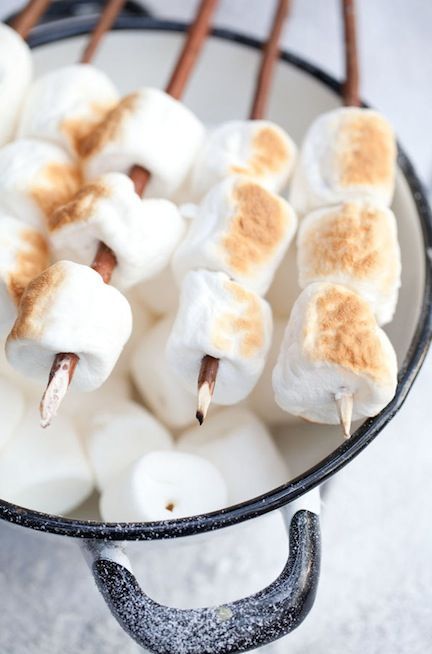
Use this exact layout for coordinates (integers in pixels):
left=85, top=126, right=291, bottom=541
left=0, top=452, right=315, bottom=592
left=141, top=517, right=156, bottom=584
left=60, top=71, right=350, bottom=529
left=1, top=1, right=432, bottom=652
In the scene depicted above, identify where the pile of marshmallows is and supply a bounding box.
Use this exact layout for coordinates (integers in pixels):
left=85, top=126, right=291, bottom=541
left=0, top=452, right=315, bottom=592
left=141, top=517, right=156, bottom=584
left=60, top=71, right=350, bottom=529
left=0, top=23, right=400, bottom=520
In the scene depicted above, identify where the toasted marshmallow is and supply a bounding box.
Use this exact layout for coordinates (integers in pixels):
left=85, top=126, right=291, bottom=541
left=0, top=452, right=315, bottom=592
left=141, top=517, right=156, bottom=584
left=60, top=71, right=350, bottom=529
left=49, top=173, right=185, bottom=289
left=86, top=400, right=173, bottom=490
left=272, top=283, right=398, bottom=424
left=99, top=450, right=228, bottom=522
left=173, top=177, right=297, bottom=295
left=0, top=214, right=50, bottom=336
left=297, top=201, right=401, bottom=325
left=290, top=108, right=396, bottom=215
left=6, top=260, right=132, bottom=391
left=0, top=24, right=32, bottom=146
left=136, top=266, right=179, bottom=317
left=0, top=407, right=93, bottom=514
left=166, top=270, right=272, bottom=405
left=131, top=316, right=197, bottom=430
left=18, top=64, right=118, bottom=158
left=78, top=87, right=205, bottom=198
left=178, top=407, right=289, bottom=503
left=0, top=139, right=82, bottom=230
left=188, top=120, right=297, bottom=200
left=0, top=375, right=26, bottom=450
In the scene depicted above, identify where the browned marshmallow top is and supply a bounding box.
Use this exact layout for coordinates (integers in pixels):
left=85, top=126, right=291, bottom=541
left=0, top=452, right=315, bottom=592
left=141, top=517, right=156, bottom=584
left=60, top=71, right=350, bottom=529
left=49, top=179, right=110, bottom=232
left=8, top=229, right=50, bottom=305
left=230, top=126, right=290, bottom=178
left=31, top=163, right=83, bottom=229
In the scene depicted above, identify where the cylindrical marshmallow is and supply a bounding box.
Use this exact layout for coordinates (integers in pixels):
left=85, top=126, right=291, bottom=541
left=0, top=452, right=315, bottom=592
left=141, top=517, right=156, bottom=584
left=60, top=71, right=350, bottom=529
left=112, top=287, right=153, bottom=375
left=289, top=107, right=396, bottom=215
left=0, top=24, right=32, bottom=146
left=6, top=260, right=132, bottom=391
left=18, top=64, right=119, bottom=158
left=178, top=407, right=289, bottom=503
left=272, top=282, right=398, bottom=423
left=172, top=176, right=297, bottom=295
left=166, top=270, right=273, bottom=405
left=188, top=120, right=297, bottom=200
left=49, top=172, right=185, bottom=289
left=86, top=400, right=173, bottom=490
left=0, top=213, right=50, bottom=336
left=99, top=450, right=228, bottom=522
left=136, top=266, right=179, bottom=317
left=297, top=200, right=401, bottom=325
left=131, top=316, right=197, bottom=430
left=0, top=138, right=82, bottom=230
left=79, top=87, right=205, bottom=198
left=0, top=407, right=94, bottom=514
left=0, top=375, right=26, bottom=450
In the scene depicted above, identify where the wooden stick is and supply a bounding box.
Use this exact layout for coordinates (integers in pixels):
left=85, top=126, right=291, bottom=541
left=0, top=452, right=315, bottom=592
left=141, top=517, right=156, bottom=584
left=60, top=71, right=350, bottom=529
left=12, top=0, right=52, bottom=39
left=40, top=353, right=79, bottom=428
left=335, top=391, right=353, bottom=439
left=341, top=0, right=360, bottom=107
left=80, top=0, right=126, bottom=64
left=196, top=355, right=219, bottom=425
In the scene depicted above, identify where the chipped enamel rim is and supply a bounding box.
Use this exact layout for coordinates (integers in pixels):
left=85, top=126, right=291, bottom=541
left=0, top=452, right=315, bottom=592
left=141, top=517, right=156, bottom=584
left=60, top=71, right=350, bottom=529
left=1, top=16, right=431, bottom=540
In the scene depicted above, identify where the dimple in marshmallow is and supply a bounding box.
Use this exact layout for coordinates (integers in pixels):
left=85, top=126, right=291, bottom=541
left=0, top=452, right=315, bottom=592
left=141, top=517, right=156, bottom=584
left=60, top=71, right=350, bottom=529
left=6, top=260, right=132, bottom=391
left=172, top=177, right=297, bottom=296
left=272, top=282, right=398, bottom=424
left=49, top=173, right=185, bottom=289
left=289, top=107, right=396, bottom=215
left=0, top=24, right=32, bottom=147
left=78, top=87, right=205, bottom=199
left=0, top=213, right=50, bottom=336
left=99, top=450, right=228, bottom=522
left=0, top=375, right=26, bottom=450
left=297, top=201, right=401, bottom=325
left=0, top=138, right=82, bottom=230
left=188, top=120, right=297, bottom=200
left=178, top=407, right=289, bottom=504
left=166, top=270, right=273, bottom=405
left=18, top=64, right=119, bottom=159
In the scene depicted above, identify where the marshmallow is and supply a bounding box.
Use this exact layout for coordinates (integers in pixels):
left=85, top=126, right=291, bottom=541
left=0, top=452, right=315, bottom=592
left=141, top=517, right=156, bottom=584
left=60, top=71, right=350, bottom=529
left=166, top=270, right=273, bottom=405
left=272, top=282, right=398, bottom=424
left=86, top=400, right=173, bottom=490
left=49, top=173, right=185, bottom=289
left=290, top=108, right=396, bottom=215
left=178, top=407, right=289, bottom=503
left=18, top=64, right=118, bottom=158
left=0, top=139, right=82, bottom=230
left=297, top=201, right=401, bottom=325
left=0, top=24, right=32, bottom=146
left=188, top=120, right=297, bottom=200
left=131, top=316, right=197, bottom=430
left=0, top=408, right=93, bottom=514
left=6, top=260, right=132, bottom=391
left=173, top=176, right=297, bottom=295
left=79, top=87, right=205, bottom=198
left=112, top=288, right=152, bottom=375
left=0, top=214, right=50, bottom=336
left=99, top=450, right=228, bottom=522
left=0, top=375, right=26, bottom=450
left=136, top=266, right=179, bottom=317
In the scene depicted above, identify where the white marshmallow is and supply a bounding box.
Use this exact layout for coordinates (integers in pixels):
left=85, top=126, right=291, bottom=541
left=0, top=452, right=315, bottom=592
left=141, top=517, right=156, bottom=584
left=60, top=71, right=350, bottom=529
left=80, top=87, right=205, bottom=198
left=99, top=450, right=228, bottom=522
left=0, top=375, right=26, bottom=450
left=0, top=24, right=32, bottom=146
left=18, top=64, right=118, bottom=158
left=173, top=176, right=297, bottom=295
left=131, top=316, right=197, bottom=430
left=166, top=270, right=273, bottom=405
left=297, top=201, right=401, bottom=325
left=6, top=260, right=132, bottom=391
left=0, top=407, right=93, bottom=514
left=0, top=138, right=81, bottom=230
left=112, top=288, right=152, bottom=375
left=0, top=213, right=50, bottom=336
left=49, top=173, right=185, bottom=289
left=86, top=400, right=173, bottom=490
left=188, top=120, right=297, bottom=200
left=178, top=407, right=289, bottom=503
left=272, top=282, right=398, bottom=424
left=136, top=266, right=179, bottom=317
left=289, top=108, right=396, bottom=215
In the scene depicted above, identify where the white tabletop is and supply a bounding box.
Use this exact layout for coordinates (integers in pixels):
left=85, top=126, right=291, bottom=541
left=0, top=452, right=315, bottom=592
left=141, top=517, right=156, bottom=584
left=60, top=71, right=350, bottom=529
left=1, top=1, right=432, bottom=652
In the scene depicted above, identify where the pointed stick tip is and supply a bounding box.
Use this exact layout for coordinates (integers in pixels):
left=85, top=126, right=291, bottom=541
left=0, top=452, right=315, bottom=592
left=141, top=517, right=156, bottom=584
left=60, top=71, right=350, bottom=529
left=336, top=392, right=353, bottom=440
left=196, top=410, right=204, bottom=426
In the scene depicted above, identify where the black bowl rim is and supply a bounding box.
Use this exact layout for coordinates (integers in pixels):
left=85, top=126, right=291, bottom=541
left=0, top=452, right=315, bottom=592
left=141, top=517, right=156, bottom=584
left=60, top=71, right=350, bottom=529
left=1, top=16, right=431, bottom=540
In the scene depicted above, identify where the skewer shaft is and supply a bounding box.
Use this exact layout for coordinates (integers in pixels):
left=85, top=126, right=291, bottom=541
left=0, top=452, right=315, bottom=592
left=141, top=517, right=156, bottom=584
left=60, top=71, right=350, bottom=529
left=341, top=0, right=360, bottom=107
left=11, top=0, right=52, bottom=39
left=80, top=0, right=126, bottom=64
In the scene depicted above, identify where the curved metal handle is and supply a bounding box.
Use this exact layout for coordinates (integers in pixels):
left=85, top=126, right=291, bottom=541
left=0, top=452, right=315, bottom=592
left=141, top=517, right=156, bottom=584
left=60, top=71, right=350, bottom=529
left=85, top=510, right=321, bottom=654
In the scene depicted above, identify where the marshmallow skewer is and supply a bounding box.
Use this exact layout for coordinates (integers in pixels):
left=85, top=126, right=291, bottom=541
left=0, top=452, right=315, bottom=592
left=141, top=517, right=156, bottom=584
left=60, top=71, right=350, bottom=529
left=40, top=0, right=219, bottom=427
left=80, top=0, right=126, bottom=64
left=196, top=0, right=289, bottom=425
left=11, top=0, right=52, bottom=39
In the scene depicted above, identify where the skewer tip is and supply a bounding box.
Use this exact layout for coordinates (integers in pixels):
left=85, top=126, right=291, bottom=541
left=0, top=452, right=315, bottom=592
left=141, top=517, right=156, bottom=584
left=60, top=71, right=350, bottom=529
left=335, top=391, right=353, bottom=440
left=196, top=381, right=212, bottom=425
left=40, top=353, right=78, bottom=428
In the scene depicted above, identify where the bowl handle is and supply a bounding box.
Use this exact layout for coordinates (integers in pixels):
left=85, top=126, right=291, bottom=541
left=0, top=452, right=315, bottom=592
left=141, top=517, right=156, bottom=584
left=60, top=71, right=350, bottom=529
left=83, top=509, right=321, bottom=653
